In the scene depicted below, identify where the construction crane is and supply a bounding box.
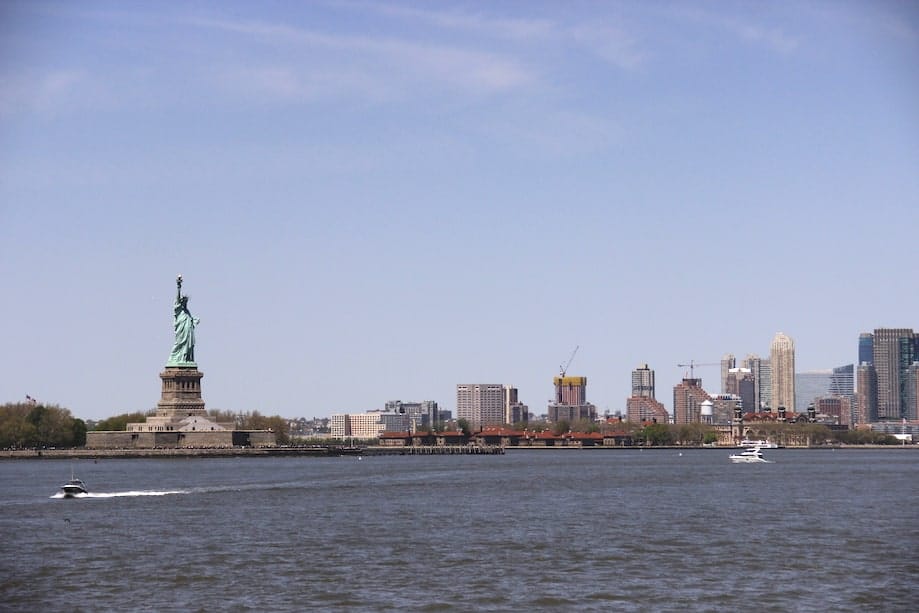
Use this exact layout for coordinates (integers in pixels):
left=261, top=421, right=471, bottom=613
left=676, top=360, right=719, bottom=379
left=560, top=345, right=580, bottom=377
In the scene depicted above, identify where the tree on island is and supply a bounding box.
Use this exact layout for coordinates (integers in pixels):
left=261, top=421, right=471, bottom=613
left=229, top=410, right=291, bottom=445
left=0, top=402, right=86, bottom=448
left=551, top=420, right=571, bottom=436
left=92, top=411, right=152, bottom=432
left=638, top=423, right=674, bottom=446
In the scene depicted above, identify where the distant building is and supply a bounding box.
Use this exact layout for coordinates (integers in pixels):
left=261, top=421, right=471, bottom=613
left=503, top=385, right=529, bottom=424
left=385, top=400, right=439, bottom=430
left=672, top=378, right=711, bottom=424
left=829, top=364, right=856, bottom=424
left=814, top=396, right=851, bottom=425
left=721, top=354, right=736, bottom=394
left=626, top=364, right=667, bottom=423
left=770, top=332, right=796, bottom=413
left=724, top=367, right=755, bottom=413
left=626, top=396, right=669, bottom=424
left=795, top=370, right=832, bottom=413
left=858, top=333, right=874, bottom=365
left=457, top=384, right=505, bottom=428
left=631, top=364, right=656, bottom=399
left=743, top=354, right=771, bottom=411
left=829, top=364, right=854, bottom=397
left=710, top=394, right=742, bottom=424
left=872, top=328, right=918, bottom=421
left=330, top=411, right=408, bottom=439
left=548, top=375, right=596, bottom=423
left=907, top=363, right=919, bottom=422
left=855, top=363, right=878, bottom=424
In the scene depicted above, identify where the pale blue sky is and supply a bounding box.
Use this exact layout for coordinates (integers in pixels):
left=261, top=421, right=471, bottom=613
left=2, top=1, right=917, bottom=421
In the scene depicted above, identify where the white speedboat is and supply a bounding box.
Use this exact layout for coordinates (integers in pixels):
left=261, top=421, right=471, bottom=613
left=729, top=446, right=772, bottom=463
left=59, top=471, right=88, bottom=497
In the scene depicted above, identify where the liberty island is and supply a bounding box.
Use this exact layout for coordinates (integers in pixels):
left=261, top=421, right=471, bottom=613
left=85, top=276, right=275, bottom=449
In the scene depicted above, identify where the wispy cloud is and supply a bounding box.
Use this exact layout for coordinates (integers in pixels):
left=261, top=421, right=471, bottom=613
left=660, top=6, right=799, bottom=55
left=717, top=14, right=798, bottom=54
left=0, top=70, right=93, bottom=117
left=341, top=1, right=646, bottom=71
left=189, top=16, right=536, bottom=102
left=342, top=1, right=555, bottom=41
left=568, top=24, right=645, bottom=71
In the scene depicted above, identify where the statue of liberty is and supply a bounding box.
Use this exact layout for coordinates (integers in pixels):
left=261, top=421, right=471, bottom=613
left=167, top=275, right=200, bottom=366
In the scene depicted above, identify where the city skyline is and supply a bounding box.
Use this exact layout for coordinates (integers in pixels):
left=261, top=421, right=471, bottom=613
left=2, top=2, right=917, bottom=421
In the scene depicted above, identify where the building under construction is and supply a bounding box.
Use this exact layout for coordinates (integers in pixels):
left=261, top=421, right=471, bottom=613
left=548, top=375, right=597, bottom=423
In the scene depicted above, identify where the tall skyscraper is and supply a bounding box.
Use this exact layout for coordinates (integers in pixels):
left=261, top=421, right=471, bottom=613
left=830, top=363, right=856, bottom=424
left=721, top=354, right=736, bottom=394
left=858, top=333, right=874, bottom=365
left=907, top=363, right=919, bottom=421
left=456, top=384, right=505, bottom=428
left=743, top=354, right=771, bottom=411
left=770, top=332, right=796, bottom=413
left=872, top=328, right=917, bottom=420
left=725, top=368, right=755, bottom=412
left=855, top=363, right=877, bottom=424
left=627, top=364, right=667, bottom=423
left=631, top=364, right=655, bottom=399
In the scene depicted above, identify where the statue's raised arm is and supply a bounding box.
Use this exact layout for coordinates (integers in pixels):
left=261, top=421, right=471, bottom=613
left=167, top=274, right=200, bottom=366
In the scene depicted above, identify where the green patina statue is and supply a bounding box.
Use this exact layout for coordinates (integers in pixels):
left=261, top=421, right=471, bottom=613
left=167, top=275, right=200, bottom=366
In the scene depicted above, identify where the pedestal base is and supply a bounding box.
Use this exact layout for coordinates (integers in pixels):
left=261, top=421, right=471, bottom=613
left=157, top=366, right=206, bottom=417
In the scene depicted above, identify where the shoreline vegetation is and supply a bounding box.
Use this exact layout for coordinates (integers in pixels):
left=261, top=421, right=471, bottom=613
left=2, top=444, right=916, bottom=460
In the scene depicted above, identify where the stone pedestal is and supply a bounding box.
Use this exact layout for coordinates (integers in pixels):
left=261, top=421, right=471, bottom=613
left=156, top=367, right=206, bottom=418
left=123, top=366, right=235, bottom=437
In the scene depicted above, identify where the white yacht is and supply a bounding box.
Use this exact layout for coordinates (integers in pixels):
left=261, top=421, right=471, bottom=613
left=729, top=446, right=773, bottom=463
left=740, top=439, right=778, bottom=449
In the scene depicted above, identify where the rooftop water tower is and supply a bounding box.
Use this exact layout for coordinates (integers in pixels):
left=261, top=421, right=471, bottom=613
left=700, top=399, right=713, bottom=424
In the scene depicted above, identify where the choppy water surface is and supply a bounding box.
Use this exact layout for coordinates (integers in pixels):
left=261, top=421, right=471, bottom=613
left=1, top=449, right=916, bottom=611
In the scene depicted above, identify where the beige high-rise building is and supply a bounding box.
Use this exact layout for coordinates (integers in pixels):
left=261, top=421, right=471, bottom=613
left=457, top=384, right=506, bottom=427
left=721, top=354, right=736, bottom=394
left=770, top=332, right=796, bottom=413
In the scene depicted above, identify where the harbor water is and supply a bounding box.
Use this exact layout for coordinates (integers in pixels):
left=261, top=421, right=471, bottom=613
left=1, top=449, right=916, bottom=611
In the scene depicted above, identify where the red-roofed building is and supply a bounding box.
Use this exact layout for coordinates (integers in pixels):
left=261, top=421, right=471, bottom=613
left=473, top=427, right=526, bottom=446
left=565, top=432, right=604, bottom=447
left=379, top=431, right=412, bottom=446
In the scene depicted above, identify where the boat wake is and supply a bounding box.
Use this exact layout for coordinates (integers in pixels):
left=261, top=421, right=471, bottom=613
left=50, top=481, right=318, bottom=500
left=50, top=489, right=190, bottom=499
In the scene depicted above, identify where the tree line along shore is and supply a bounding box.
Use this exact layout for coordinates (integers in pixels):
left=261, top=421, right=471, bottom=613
left=0, top=402, right=909, bottom=455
